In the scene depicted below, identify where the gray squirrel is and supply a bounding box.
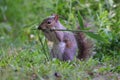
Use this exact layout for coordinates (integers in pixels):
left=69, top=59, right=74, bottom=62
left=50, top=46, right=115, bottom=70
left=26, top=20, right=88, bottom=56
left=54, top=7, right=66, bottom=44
left=38, top=14, right=93, bottom=61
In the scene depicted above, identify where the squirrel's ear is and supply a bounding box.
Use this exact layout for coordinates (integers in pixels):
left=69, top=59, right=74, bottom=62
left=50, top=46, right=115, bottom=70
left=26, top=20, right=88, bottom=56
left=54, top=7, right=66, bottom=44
left=54, top=14, right=59, bottom=22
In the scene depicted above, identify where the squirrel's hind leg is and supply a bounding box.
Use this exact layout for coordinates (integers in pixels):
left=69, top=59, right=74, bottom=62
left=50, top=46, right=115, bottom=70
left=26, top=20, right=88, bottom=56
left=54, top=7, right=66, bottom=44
left=62, top=47, right=77, bottom=61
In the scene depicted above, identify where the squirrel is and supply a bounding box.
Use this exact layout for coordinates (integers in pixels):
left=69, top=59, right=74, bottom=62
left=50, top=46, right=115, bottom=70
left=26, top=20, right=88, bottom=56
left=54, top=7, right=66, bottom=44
left=38, top=14, right=94, bottom=61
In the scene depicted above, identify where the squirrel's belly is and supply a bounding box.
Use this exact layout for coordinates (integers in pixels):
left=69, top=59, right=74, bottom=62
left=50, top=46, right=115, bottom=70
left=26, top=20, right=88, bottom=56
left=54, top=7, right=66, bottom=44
left=44, top=31, right=59, bottom=43
left=51, top=42, right=66, bottom=60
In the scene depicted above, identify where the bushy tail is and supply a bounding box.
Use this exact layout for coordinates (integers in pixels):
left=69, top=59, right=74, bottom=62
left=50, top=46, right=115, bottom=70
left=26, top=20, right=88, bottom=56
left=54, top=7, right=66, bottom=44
left=75, top=25, right=94, bottom=60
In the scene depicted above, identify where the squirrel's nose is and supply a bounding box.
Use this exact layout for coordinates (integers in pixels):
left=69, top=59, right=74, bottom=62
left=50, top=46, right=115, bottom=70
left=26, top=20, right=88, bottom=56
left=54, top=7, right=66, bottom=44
left=38, top=25, right=45, bottom=30
left=38, top=25, right=42, bottom=30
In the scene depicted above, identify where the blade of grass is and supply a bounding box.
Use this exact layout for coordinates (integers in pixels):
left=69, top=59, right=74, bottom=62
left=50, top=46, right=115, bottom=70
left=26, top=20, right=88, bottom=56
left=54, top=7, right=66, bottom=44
left=85, top=32, right=109, bottom=43
left=37, top=28, right=108, bottom=42
left=37, top=31, right=50, bottom=61
left=78, top=11, right=84, bottom=29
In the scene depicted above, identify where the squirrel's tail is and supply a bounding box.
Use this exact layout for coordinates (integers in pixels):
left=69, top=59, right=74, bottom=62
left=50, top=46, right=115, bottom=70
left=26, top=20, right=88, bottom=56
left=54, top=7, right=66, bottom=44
left=75, top=24, right=95, bottom=60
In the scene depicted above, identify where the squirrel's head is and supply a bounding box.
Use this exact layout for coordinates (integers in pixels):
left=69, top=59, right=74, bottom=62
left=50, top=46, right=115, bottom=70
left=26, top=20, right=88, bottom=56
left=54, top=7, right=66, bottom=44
left=38, top=14, right=59, bottom=32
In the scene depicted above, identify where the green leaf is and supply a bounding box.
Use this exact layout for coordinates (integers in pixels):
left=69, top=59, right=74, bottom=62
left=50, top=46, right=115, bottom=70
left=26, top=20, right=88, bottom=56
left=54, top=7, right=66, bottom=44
left=85, top=32, right=109, bottom=43
left=77, top=11, right=84, bottom=29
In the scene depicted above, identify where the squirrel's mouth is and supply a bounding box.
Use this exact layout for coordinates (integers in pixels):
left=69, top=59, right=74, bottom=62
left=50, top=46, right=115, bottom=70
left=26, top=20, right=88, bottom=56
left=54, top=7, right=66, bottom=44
left=38, top=26, right=46, bottom=32
left=42, top=29, right=49, bottom=33
left=38, top=28, right=50, bottom=33
left=38, top=26, right=54, bottom=33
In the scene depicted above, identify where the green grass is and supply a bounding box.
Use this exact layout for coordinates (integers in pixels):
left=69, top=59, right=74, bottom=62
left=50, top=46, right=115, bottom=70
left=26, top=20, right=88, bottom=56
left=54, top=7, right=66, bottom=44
left=0, top=43, right=120, bottom=80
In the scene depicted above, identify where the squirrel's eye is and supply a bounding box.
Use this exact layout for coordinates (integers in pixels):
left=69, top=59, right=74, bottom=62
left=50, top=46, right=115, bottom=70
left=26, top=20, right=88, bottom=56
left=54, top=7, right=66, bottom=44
left=47, top=21, right=51, bottom=24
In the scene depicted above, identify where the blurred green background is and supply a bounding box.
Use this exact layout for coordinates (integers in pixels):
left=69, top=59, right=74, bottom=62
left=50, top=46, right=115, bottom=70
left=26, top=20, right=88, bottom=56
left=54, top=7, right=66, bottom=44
left=0, top=0, right=120, bottom=58
left=0, top=0, right=120, bottom=80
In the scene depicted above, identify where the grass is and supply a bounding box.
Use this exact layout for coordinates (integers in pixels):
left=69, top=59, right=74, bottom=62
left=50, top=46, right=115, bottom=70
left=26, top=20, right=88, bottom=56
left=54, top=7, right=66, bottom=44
left=0, top=40, right=120, bottom=80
